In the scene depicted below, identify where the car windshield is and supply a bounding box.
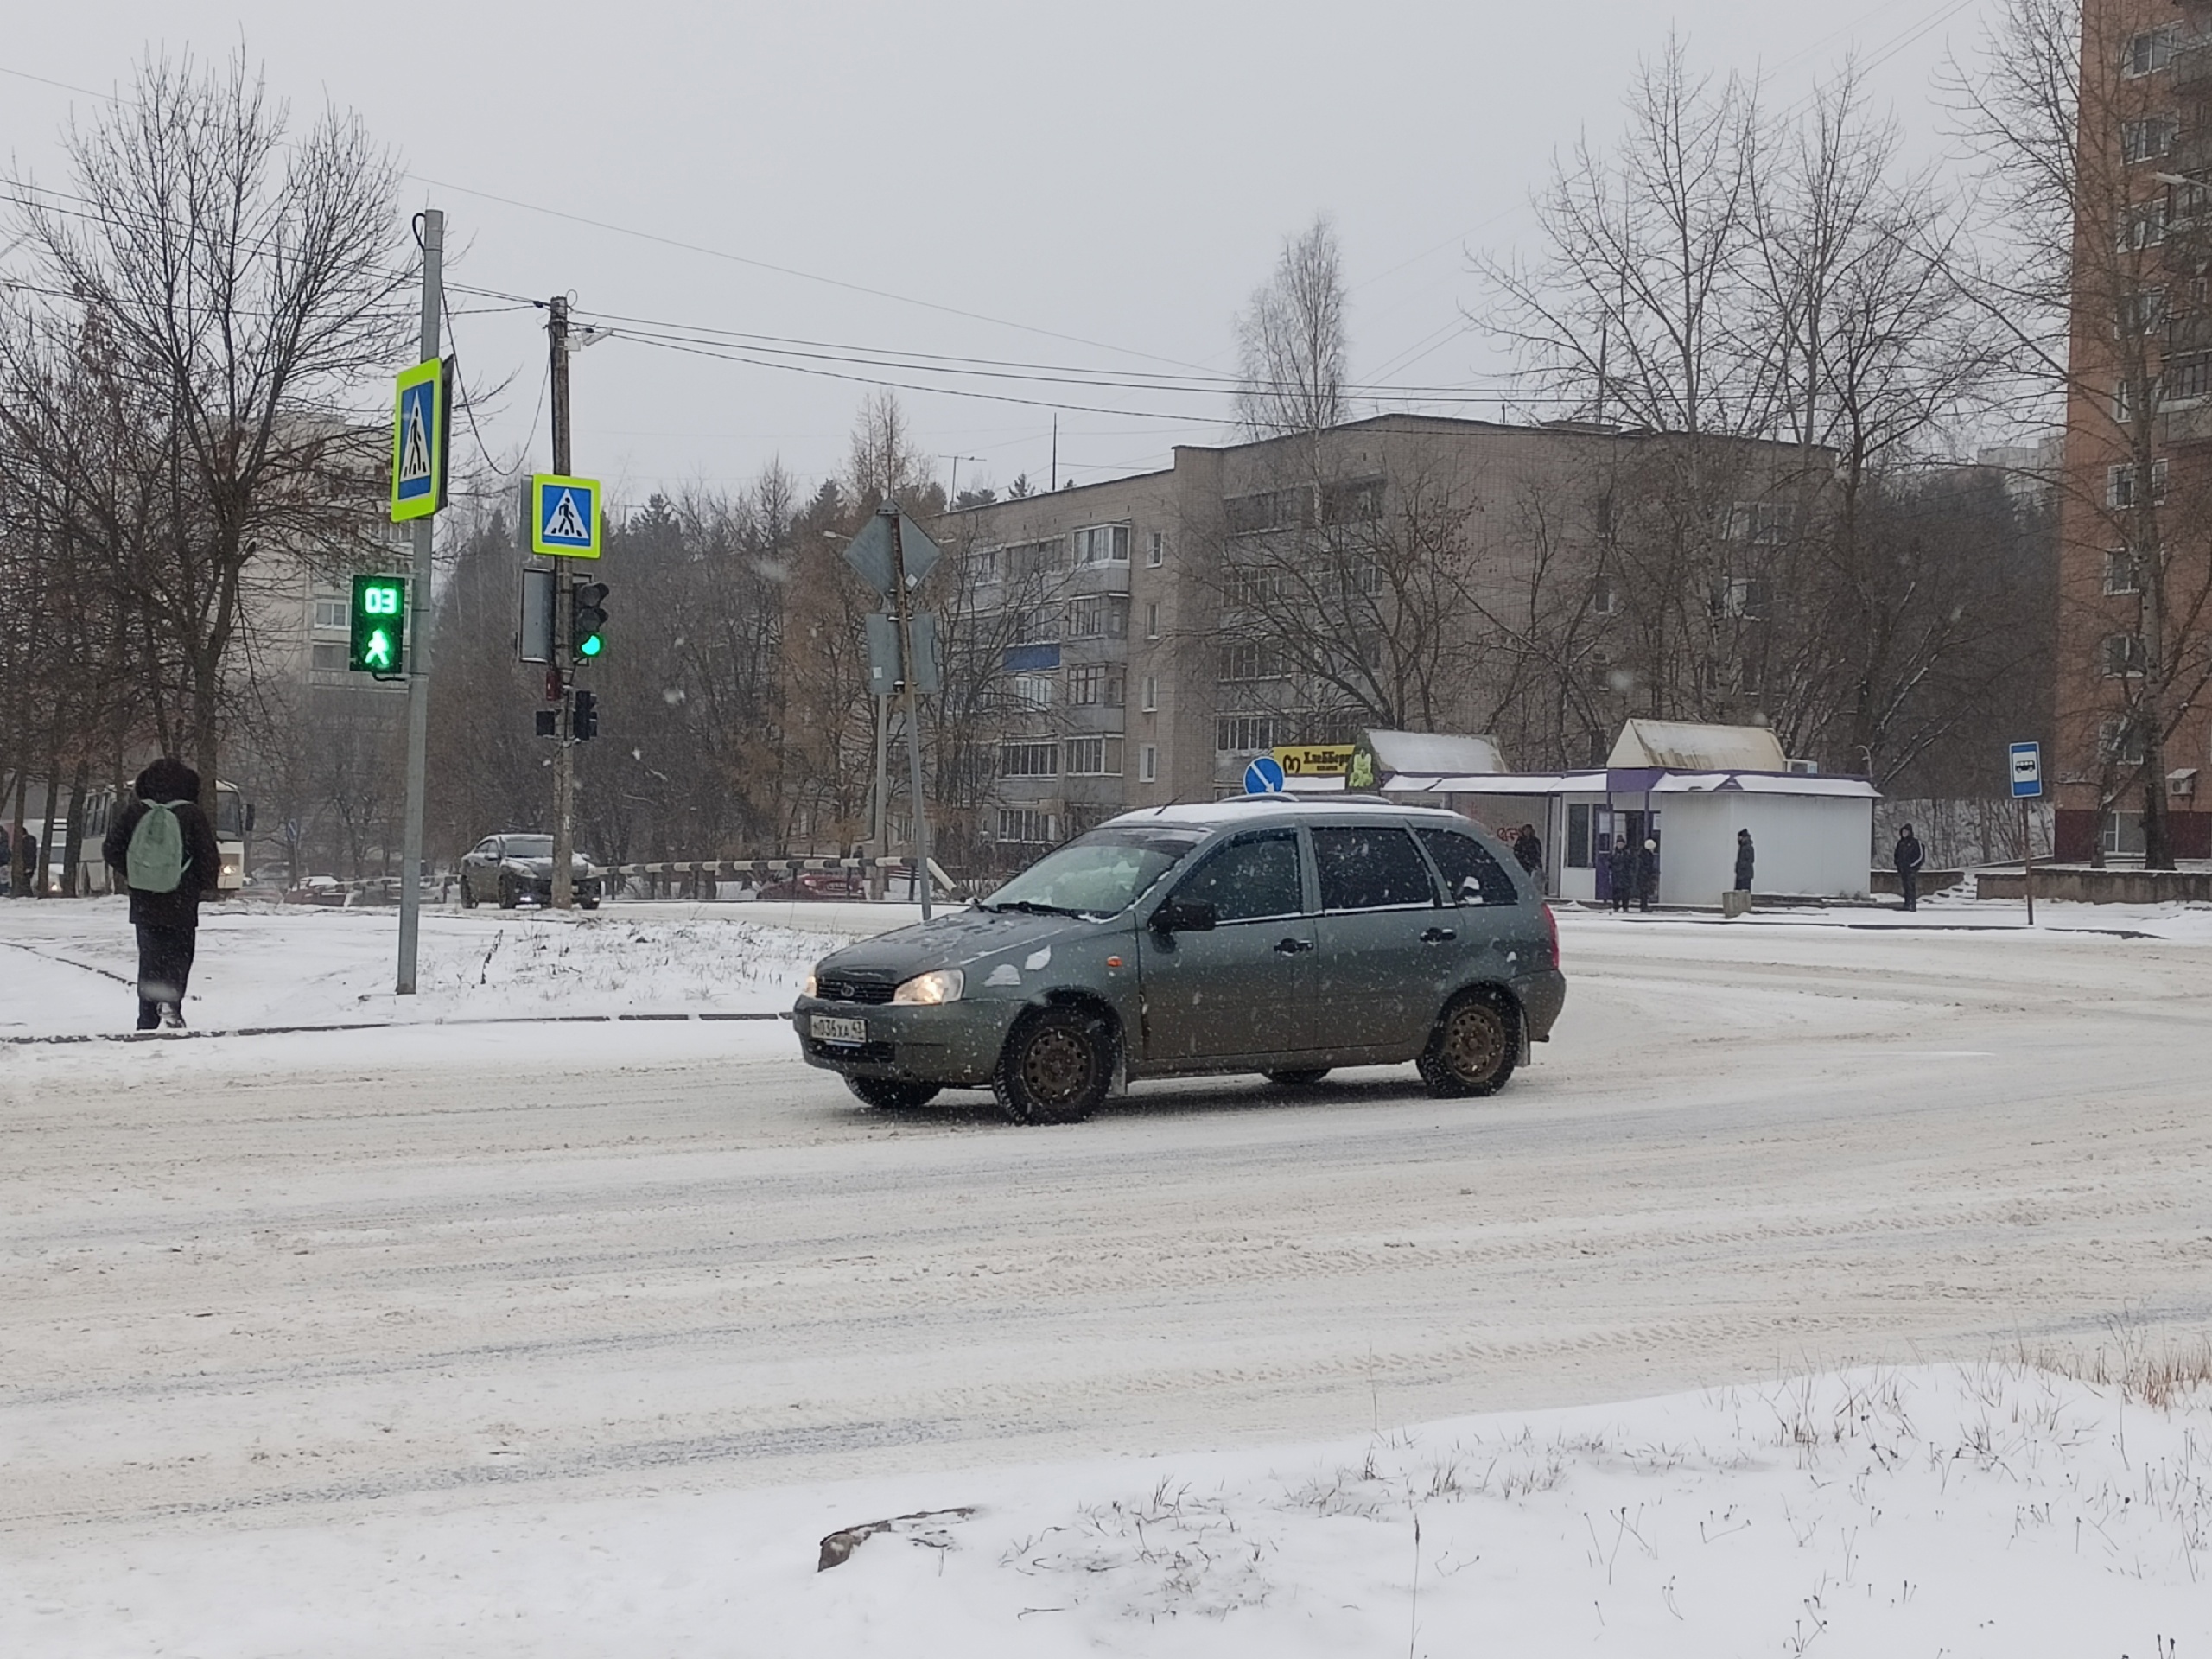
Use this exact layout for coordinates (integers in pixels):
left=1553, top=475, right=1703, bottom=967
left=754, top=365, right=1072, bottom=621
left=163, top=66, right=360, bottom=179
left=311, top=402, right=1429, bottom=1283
left=983, top=824, right=1208, bottom=917
left=503, top=836, right=555, bottom=858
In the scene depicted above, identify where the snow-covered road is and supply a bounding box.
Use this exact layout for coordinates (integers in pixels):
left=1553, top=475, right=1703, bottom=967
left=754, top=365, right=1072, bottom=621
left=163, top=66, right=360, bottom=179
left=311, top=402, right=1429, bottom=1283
left=3, top=902, right=2210, bottom=1651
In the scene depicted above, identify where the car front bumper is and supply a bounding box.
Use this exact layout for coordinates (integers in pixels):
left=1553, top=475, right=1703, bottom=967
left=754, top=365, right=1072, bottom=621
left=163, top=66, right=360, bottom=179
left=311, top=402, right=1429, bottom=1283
left=791, top=995, right=1020, bottom=1086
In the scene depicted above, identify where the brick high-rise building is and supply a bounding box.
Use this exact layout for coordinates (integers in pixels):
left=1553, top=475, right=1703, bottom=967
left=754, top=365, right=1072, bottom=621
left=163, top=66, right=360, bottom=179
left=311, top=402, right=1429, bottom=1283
left=2053, top=0, right=2212, bottom=858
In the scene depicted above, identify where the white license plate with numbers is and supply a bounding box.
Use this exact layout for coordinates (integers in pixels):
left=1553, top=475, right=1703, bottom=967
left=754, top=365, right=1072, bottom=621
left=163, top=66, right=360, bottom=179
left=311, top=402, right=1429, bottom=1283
left=810, top=1014, right=868, bottom=1046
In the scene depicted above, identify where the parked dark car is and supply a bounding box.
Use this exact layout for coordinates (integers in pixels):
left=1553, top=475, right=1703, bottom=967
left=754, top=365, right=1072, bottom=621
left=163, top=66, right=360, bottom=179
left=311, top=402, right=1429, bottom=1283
left=459, top=833, right=602, bottom=909
left=755, top=868, right=868, bottom=901
left=794, top=798, right=1566, bottom=1123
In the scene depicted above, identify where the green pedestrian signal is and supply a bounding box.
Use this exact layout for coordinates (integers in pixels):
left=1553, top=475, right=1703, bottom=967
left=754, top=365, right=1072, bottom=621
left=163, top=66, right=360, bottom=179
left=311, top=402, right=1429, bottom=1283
left=351, top=574, right=406, bottom=677
left=570, top=581, right=608, bottom=659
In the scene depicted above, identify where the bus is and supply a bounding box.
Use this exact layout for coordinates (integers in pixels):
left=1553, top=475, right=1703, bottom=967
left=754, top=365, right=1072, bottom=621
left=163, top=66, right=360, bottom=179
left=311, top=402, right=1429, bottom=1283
left=73, top=780, right=251, bottom=895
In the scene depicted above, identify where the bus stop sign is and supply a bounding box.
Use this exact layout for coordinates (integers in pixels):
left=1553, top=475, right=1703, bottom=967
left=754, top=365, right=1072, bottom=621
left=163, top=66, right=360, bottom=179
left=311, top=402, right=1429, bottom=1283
left=2010, top=741, right=2043, bottom=798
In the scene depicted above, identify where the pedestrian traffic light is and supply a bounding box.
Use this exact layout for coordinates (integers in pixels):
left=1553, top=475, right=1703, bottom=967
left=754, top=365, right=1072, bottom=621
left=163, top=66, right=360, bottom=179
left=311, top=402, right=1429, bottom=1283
left=570, top=689, right=600, bottom=741
left=535, top=709, right=558, bottom=738
left=350, top=574, right=406, bottom=677
left=570, top=581, right=609, bottom=660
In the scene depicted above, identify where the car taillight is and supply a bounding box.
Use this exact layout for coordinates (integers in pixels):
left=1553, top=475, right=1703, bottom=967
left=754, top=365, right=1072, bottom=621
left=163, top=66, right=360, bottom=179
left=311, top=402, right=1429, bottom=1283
left=1541, top=902, right=1560, bottom=969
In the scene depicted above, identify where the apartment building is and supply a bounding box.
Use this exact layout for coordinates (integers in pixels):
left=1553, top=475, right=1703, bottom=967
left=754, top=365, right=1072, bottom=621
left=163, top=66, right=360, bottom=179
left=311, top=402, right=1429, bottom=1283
left=941, top=415, right=1815, bottom=865
left=2052, top=0, right=2212, bottom=858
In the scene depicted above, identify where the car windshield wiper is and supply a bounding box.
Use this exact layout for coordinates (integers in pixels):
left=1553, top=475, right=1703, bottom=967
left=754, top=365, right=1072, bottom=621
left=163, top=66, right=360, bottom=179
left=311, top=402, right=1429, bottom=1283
left=981, top=899, right=1084, bottom=916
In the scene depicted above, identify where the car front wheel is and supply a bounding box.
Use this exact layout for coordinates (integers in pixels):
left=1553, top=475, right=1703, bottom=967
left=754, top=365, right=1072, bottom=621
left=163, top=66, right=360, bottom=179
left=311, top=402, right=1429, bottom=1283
left=460, top=875, right=478, bottom=908
left=1417, top=992, right=1517, bottom=1098
left=994, top=1004, right=1114, bottom=1125
left=498, top=874, right=518, bottom=909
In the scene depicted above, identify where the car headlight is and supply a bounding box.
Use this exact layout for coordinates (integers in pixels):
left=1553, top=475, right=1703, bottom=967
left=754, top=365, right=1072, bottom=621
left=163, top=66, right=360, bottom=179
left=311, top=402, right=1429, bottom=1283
left=801, top=972, right=817, bottom=998
left=893, top=969, right=964, bottom=1006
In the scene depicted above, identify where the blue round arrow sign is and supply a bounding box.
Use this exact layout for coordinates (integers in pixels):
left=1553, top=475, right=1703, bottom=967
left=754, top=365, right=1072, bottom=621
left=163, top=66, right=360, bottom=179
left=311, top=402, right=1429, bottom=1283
left=1243, top=755, right=1287, bottom=795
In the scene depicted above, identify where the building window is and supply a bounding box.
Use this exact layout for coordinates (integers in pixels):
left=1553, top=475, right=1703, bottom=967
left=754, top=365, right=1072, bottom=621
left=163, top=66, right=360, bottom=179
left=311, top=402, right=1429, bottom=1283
left=1141, top=673, right=1158, bottom=712
left=2124, top=116, right=2177, bottom=164
left=1727, top=501, right=1794, bottom=544
left=1226, top=565, right=1277, bottom=609
left=1105, top=670, right=1126, bottom=707
left=2170, top=351, right=2212, bottom=404
left=2108, top=458, right=2170, bottom=507
left=2119, top=198, right=2169, bottom=250
left=2116, top=377, right=2159, bottom=422
left=1000, top=741, right=1059, bottom=777
left=2101, top=633, right=2148, bottom=677
left=1008, top=606, right=1058, bottom=646
left=1147, top=531, right=1165, bottom=567
left=1591, top=578, right=1615, bottom=617
left=1216, top=714, right=1281, bottom=754
left=1073, top=524, right=1130, bottom=564
left=1065, top=595, right=1127, bottom=638
left=312, top=599, right=348, bottom=630
left=997, top=807, right=1055, bottom=844
left=1069, top=664, right=1106, bottom=705
left=1225, top=487, right=1309, bottom=536
left=1222, top=640, right=1288, bottom=681
left=1319, top=477, right=1385, bottom=524
left=310, top=642, right=346, bottom=672
left=2100, top=716, right=2146, bottom=766
left=2123, top=24, right=2180, bottom=78
left=1708, top=575, right=1770, bottom=620
left=972, top=545, right=1002, bottom=583
left=1012, top=674, right=1055, bottom=710
left=1567, top=803, right=1593, bottom=868
left=2105, top=550, right=2141, bottom=594
left=1065, top=736, right=1123, bottom=776
left=1146, top=601, right=1160, bottom=639
left=2119, top=289, right=2168, bottom=335
left=1007, top=537, right=1064, bottom=577
left=1139, top=743, right=1158, bottom=782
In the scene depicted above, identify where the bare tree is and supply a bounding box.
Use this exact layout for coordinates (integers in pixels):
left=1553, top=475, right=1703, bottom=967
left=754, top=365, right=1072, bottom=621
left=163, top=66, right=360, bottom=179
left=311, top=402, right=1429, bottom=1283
left=3, top=48, right=409, bottom=812
left=1236, top=215, right=1350, bottom=437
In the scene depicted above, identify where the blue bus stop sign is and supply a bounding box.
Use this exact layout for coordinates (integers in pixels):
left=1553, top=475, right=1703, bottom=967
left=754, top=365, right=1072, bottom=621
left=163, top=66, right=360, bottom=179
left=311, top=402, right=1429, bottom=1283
left=2009, top=741, right=2043, bottom=799
left=1243, top=755, right=1287, bottom=795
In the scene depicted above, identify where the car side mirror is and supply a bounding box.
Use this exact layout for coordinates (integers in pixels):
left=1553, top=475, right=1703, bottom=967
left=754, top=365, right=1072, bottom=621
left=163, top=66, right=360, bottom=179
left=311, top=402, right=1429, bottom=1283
left=1152, top=897, right=1217, bottom=934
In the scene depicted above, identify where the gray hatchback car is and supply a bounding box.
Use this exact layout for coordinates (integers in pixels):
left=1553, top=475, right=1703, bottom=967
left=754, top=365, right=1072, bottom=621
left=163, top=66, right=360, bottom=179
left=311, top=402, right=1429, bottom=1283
left=793, top=798, right=1566, bottom=1123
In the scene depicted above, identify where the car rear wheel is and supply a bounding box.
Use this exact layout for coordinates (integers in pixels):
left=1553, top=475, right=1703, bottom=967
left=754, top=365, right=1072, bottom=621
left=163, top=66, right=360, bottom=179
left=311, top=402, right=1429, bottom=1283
left=845, top=1077, right=941, bottom=1110
left=994, top=1005, right=1113, bottom=1126
left=1263, top=1068, right=1331, bottom=1086
left=1417, top=992, right=1516, bottom=1098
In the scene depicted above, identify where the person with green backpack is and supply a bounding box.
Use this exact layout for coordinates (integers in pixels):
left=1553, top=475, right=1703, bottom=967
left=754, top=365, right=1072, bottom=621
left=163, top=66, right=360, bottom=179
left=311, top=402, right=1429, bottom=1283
left=99, top=758, right=223, bottom=1032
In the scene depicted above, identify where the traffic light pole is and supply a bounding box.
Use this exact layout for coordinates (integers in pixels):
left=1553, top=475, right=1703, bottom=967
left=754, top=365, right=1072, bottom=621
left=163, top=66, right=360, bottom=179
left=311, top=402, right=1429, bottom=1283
left=887, top=505, right=933, bottom=920
left=549, top=296, right=576, bottom=912
left=396, top=207, right=442, bottom=995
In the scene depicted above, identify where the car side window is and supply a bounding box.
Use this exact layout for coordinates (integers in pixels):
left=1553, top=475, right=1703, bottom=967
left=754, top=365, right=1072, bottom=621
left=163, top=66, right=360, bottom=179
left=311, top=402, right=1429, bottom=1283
left=1417, top=827, right=1521, bottom=907
left=1173, top=831, right=1303, bottom=923
left=1312, top=825, right=1436, bottom=912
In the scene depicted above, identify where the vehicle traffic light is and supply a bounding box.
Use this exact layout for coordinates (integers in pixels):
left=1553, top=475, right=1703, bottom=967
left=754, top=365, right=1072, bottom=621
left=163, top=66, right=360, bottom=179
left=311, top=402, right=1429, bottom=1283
left=350, top=574, right=406, bottom=676
left=570, top=581, right=609, bottom=659
left=570, top=689, right=600, bottom=741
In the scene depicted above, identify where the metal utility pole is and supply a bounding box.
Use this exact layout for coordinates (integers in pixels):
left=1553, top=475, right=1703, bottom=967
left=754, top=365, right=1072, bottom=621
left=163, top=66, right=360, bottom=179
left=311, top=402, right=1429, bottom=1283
left=870, top=692, right=889, bottom=901
left=548, top=296, right=576, bottom=911
left=886, top=504, right=933, bottom=920
left=396, top=207, right=442, bottom=995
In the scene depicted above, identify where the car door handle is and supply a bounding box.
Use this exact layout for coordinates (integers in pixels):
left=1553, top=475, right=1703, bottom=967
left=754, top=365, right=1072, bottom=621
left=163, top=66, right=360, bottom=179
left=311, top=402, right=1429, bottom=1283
left=1421, top=927, right=1457, bottom=944
left=1274, top=937, right=1314, bottom=955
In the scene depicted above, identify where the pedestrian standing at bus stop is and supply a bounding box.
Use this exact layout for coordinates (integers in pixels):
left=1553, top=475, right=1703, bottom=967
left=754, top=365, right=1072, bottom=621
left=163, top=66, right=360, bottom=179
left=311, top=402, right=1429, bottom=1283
left=100, top=759, right=222, bottom=1031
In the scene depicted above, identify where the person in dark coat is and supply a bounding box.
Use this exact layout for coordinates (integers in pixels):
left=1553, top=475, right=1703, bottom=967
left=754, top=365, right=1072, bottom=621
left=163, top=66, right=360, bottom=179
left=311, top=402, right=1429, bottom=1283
left=1734, top=829, right=1756, bottom=893
left=1607, top=836, right=1634, bottom=912
left=100, top=759, right=223, bottom=1031
left=1636, top=837, right=1660, bottom=912
left=1511, top=823, right=1544, bottom=879
left=1893, top=823, right=1925, bottom=912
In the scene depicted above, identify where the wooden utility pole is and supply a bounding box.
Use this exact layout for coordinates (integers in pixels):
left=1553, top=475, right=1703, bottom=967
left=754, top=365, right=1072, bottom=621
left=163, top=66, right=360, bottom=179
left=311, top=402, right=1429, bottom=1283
left=549, top=296, right=576, bottom=911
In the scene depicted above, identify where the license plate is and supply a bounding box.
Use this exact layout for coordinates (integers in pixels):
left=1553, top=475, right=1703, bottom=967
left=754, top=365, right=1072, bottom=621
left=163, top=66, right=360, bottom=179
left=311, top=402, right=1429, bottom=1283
left=810, top=1014, right=868, bottom=1046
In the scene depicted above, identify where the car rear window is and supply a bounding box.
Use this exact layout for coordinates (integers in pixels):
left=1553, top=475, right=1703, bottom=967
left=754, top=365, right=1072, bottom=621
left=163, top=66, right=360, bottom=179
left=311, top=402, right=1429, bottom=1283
left=1312, top=825, right=1436, bottom=912
left=1417, top=827, right=1521, bottom=907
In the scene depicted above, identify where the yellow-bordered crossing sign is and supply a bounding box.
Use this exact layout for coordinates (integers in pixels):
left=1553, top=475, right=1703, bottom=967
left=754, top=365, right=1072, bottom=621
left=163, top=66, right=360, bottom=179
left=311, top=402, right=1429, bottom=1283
left=389, top=358, right=451, bottom=523
left=531, top=474, right=601, bottom=558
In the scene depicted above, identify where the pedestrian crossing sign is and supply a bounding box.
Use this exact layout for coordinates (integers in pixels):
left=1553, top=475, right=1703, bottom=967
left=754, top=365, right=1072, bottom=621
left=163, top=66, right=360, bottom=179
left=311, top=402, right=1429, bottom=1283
left=389, top=358, right=450, bottom=523
left=531, top=474, right=601, bottom=558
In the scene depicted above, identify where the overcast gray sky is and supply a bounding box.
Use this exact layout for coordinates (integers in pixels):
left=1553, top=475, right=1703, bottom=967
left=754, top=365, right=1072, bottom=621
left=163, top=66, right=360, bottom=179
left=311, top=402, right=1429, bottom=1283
left=5, top=0, right=2003, bottom=508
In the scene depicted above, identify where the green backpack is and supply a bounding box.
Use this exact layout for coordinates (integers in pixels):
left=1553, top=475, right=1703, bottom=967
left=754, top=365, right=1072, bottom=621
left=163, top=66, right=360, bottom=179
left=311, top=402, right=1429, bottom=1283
left=126, top=800, right=188, bottom=894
